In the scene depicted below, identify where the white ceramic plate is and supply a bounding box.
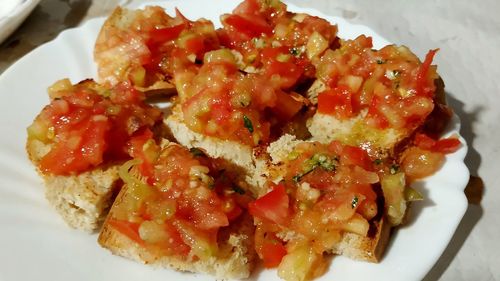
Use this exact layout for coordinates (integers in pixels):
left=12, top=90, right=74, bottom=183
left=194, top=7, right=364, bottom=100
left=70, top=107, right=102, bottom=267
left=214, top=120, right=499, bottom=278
left=0, top=0, right=41, bottom=44
left=0, top=1, right=469, bottom=280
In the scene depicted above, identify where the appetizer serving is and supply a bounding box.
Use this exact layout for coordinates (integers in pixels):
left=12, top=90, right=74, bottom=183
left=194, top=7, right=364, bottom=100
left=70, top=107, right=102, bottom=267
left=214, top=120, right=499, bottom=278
left=25, top=0, right=462, bottom=280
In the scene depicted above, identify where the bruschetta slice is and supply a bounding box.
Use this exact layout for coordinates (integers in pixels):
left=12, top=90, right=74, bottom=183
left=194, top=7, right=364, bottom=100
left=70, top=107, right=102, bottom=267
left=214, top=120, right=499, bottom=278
left=26, top=79, right=162, bottom=231
left=164, top=46, right=308, bottom=196
left=94, top=6, right=220, bottom=94
left=250, top=134, right=396, bottom=281
left=98, top=140, right=255, bottom=279
left=307, top=35, right=441, bottom=158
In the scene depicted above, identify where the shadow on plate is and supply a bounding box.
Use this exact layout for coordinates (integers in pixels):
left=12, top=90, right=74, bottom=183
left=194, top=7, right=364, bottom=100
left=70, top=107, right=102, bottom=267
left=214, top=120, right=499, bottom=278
left=422, top=93, right=485, bottom=281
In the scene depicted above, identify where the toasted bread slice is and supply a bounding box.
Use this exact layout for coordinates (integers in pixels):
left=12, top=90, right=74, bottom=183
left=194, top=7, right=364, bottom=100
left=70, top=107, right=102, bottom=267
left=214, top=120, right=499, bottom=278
left=267, top=134, right=391, bottom=262
left=94, top=6, right=176, bottom=94
left=98, top=141, right=256, bottom=279
left=27, top=138, right=121, bottom=232
left=307, top=77, right=447, bottom=159
left=164, top=103, right=268, bottom=196
left=307, top=109, right=404, bottom=158
left=99, top=194, right=255, bottom=279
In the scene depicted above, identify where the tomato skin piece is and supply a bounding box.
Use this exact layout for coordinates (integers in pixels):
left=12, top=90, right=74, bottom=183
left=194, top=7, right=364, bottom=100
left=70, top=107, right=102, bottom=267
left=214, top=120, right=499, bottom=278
left=108, top=219, right=144, bottom=245
left=224, top=14, right=273, bottom=38
left=248, top=183, right=289, bottom=225
left=416, top=49, right=438, bottom=96
left=261, top=241, right=287, bottom=268
left=432, top=138, right=461, bottom=154
left=415, top=133, right=461, bottom=154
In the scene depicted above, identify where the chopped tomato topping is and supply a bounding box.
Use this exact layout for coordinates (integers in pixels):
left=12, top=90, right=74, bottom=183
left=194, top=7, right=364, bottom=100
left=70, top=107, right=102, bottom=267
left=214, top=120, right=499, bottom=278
left=261, top=47, right=303, bottom=89
left=249, top=183, right=289, bottom=225
left=31, top=81, right=162, bottom=175
left=147, top=24, right=186, bottom=46
left=108, top=219, right=144, bottom=245
left=341, top=145, right=373, bottom=171
left=317, top=86, right=353, bottom=118
left=127, top=129, right=158, bottom=182
left=224, top=14, right=273, bottom=38
left=261, top=240, right=288, bottom=268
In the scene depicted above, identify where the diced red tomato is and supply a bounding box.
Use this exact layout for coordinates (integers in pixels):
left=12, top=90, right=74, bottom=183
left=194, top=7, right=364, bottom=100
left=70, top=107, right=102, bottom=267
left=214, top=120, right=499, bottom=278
left=248, top=183, right=289, bottom=225
left=148, top=24, right=186, bottom=46
left=341, top=145, right=372, bottom=171
left=108, top=219, right=144, bottom=245
left=224, top=14, right=273, bottom=38
left=79, top=119, right=110, bottom=165
left=317, top=86, right=353, bottom=118
left=183, top=193, right=229, bottom=230
left=366, top=96, right=389, bottom=129
left=264, top=60, right=302, bottom=89
left=184, top=35, right=206, bottom=57
left=39, top=118, right=110, bottom=175
left=164, top=221, right=191, bottom=256
left=261, top=241, right=287, bottom=268
left=127, top=129, right=158, bottom=182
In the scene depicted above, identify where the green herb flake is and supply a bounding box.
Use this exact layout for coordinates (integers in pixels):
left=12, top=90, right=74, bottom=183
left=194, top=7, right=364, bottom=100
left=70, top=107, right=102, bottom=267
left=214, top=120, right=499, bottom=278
left=376, top=59, right=386, bottom=64
left=390, top=164, right=400, bottom=174
left=292, top=174, right=302, bottom=183
left=189, top=147, right=205, bottom=157
left=232, top=184, right=246, bottom=195
left=374, top=159, right=383, bottom=165
left=351, top=196, right=359, bottom=209
left=293, top=153, right=337, bottom=183
left=243, top=115, right=254, bottom=133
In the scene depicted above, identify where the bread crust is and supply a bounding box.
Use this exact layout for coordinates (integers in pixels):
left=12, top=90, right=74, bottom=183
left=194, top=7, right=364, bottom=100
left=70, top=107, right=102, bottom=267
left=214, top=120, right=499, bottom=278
left=267, top=134, right=393, bottom=262
left=27, top=135, right=121, bottom=232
